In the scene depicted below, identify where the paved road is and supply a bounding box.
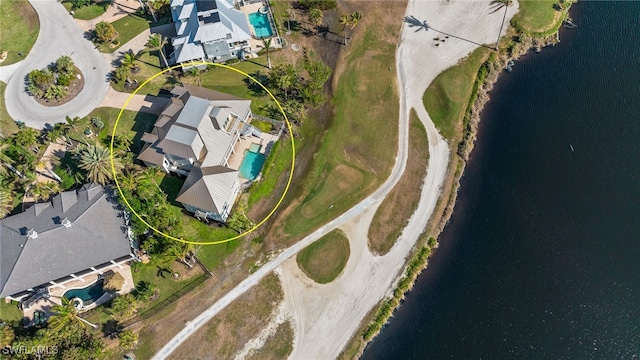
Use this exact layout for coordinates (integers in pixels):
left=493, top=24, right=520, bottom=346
left=4, top=0, right=111, bottom=129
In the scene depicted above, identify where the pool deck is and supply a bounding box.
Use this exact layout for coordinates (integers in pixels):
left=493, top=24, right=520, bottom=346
left=21, top=264, right=135, bottom=326
left=227, top=131, right=279, bottom=177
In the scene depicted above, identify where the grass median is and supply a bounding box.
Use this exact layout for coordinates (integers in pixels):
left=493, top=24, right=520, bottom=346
left=297, top=229, right=350, bottom=284
left=368, top=110, right=429, bottom=255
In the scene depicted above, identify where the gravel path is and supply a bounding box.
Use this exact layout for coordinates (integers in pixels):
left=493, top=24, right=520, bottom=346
left=4, top=0, right=111, bottom=129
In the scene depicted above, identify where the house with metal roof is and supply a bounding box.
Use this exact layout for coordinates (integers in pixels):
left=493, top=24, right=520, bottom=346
left=169, top=0, right=253, bottom=66
left=138, top=85, right=255, bottom=222
left=0, top=184, right=134, bottom=303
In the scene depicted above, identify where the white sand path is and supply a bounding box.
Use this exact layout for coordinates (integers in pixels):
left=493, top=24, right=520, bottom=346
left=273, top=1, right=519, bottom=359
left=152, top=1, right=518, bottom=359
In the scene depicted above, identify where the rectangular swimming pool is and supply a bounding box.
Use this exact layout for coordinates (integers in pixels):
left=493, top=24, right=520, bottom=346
left=248, top=12, right=274, bottom=38
left=239, top=150, right=266, bottom=180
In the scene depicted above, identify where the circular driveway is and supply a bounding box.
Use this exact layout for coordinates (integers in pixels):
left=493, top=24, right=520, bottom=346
left=4, top=0, right=111, bottom=129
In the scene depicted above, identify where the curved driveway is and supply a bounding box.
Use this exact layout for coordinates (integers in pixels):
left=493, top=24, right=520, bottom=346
left=5, top=0, right=110, bottom=129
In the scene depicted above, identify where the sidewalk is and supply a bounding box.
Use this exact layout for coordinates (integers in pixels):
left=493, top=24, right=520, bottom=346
left=98, top=86, right=169, bottom=114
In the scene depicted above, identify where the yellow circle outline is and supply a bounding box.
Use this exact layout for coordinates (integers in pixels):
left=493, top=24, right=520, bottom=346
left=110, top=61, right=295, bottom=245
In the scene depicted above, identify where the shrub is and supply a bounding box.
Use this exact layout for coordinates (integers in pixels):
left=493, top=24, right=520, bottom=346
left=28, top=69, right=55, bottom=91
left=57, top=73, right=73, bottom=86
left=91, top=116, right=104, bottom=130
left=94, top=21, right=117, bottom=43
left=54, top=167, right=77, bottom=190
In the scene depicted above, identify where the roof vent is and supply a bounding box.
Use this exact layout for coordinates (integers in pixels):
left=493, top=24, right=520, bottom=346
left=61, top=218, right=71, bottom=228
left=27, top=229, right=38, bottom=239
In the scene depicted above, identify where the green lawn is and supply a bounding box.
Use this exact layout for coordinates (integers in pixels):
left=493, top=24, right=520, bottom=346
left=0, top=0, right=39, bottom=66
left=0, top=81, right=18, bottom=136
left=81, top=107, right=157, bottom=152
left=423, top=47, right=490, bottom=143
left=98, top=12, right=169, bottom=53
left=512, top=0, right=562, bottom=34
left=112, top=51, right=181, bottom=96
left=131, top=263, right=200, bottom=313
left=64, top=1, right=111, bottom=20
left=296, top=230, right=350, bottom=284
left=183, top=57, right=276, bottom=116
left=0, top=300, right=24, bottom=323
left=280, top=16, right=401, bottom=239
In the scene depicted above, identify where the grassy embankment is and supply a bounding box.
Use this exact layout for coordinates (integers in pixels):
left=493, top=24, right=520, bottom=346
left=340, top=1, right=577, bottom=357
left=0, top=0, right=39, bottom=66
left=368, top=110, right=430, bottom=255
left=272, top=3, right=404, bottom=243
left=297, top=229, right=350, bottom=284
left=63, top=0, right=111, bottom=20
left=154, top=273, right=283, bottom=360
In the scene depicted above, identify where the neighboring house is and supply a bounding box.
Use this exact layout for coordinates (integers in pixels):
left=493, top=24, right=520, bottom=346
left=0, top=184, right=134, bottom=304
left=169, top=0, right=252, bottom=66
left=138, top=85, right=253, bottom=222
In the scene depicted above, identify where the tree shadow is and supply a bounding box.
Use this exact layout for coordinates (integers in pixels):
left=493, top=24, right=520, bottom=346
left=403, top=15, right=497, bottom=50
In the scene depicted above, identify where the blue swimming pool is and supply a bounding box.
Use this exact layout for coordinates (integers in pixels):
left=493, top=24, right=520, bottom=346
left=63, top=279, right=105, bottom=305
left=248, top=12, right=274, bottom=38
left=239, top=150, right=266, bottom=180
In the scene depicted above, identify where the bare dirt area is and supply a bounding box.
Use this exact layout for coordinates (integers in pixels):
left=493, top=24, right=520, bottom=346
left=167, top=274, right=283, bottom=360
left=368, top=110, right=429, bottom=255
left=245, top=320, right=294, bottom=360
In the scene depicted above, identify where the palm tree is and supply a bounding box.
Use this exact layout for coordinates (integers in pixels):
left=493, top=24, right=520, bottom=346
left=0, top=188, right=13, bottom=219
left=133, top=281, right=155, bottom=302
left=111, top=294, right=136, bottom=318
left=118, top=329, right=139, bottom=350
left=75, top=144, right=123, bottom=185
left=121, top=49, right=144, bottom=72
left=262, top=37, right=272, bottom=69
left=188, top=66, right=202, bottom=86
left=308, top=8, right=323, bottom=31
left=119, top=169, right=140, bottom=193
left=350, top=11, right=362, bottom=31
left=48, top=297, right=98, bottom=332
left=166, top=242, right=195, bottom=268
left=146, top=34, right=168, bottom=68
left=55, top=55, right=76, bottom=75
left=0, top=143, right=17, bottom=177
left=489, top=0, right=513, bottom=13
left=339, top=15, right=351, bottom=45
left=65, top=115, right=88, bottom=145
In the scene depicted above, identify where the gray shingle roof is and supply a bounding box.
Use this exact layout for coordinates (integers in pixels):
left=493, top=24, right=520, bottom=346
left=0, top=185, right=131, bottom=298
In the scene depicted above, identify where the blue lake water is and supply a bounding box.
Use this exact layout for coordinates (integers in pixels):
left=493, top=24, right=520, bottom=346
left=362, top=2, right=640, bottom=358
